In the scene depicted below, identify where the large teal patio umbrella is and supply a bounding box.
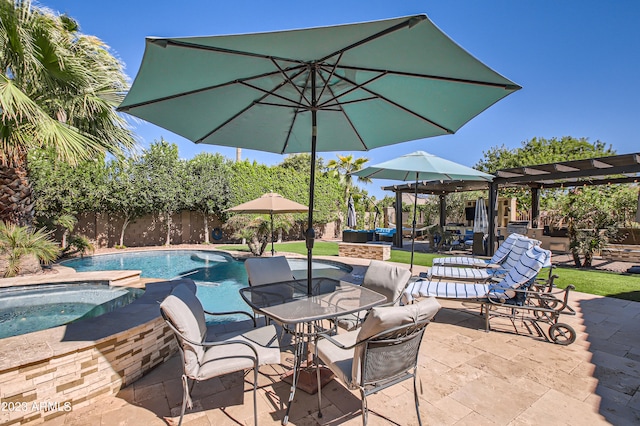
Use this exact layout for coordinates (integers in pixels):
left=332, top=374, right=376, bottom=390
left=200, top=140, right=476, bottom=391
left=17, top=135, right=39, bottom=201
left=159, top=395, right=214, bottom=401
left=353, top=151, right=494, bottom=270
left=118, top=14, right=520, bottom=292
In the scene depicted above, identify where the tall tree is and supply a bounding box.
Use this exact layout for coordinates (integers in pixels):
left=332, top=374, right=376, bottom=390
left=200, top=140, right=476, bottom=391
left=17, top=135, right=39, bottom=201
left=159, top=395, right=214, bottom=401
left=184, top=153, right=232, bottom=243
left=0, top=0, right=135, bottom=226
left=140, top=140, right=183, bottom=246
left=104, top=156, right=152, bottom=247
left=28, top=148, right=107, bottom=246
left=475, top=137, right=615, bottom=212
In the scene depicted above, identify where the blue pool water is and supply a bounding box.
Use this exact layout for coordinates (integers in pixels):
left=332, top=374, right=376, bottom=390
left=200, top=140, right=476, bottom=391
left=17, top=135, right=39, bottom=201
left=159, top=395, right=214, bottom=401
left=0, top=283, right=143, bottom=339
left=61, top=250, right=352, bottom=323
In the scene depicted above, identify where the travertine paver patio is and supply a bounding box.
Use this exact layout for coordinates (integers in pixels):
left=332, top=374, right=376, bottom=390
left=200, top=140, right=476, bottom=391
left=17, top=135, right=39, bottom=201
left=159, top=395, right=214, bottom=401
left=39, top=273, right=640, bottom=426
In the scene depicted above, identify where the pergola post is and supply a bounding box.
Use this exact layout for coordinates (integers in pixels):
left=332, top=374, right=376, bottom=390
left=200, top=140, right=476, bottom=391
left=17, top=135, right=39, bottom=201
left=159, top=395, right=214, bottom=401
left=488, top=182, right=499, bottom=256
left=394, top=190, right=403, bottom=248
left=439, top=194, right=446, bottom=228
left=531, top=186, right=540, bottom=229
left=636, top=188, right=640, bottom=223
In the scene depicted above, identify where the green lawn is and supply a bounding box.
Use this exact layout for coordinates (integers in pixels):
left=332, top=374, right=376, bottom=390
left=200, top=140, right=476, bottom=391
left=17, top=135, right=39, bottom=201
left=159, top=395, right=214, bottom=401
left=218, top=240, right=640, bottom=302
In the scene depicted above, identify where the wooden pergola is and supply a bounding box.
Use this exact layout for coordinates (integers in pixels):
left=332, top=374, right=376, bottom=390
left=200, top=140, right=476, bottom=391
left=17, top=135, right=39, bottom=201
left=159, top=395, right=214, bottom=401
left=382, top=153, right=640, bottom=253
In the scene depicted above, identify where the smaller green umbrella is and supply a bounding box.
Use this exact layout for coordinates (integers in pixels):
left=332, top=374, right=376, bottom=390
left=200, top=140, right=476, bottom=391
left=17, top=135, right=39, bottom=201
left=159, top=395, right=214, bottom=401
left=353, top=151, right=494, bottom=270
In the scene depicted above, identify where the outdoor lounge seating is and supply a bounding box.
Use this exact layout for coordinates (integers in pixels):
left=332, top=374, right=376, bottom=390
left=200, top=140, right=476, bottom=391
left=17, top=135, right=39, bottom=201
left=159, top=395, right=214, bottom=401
left=375, top=227, right=396, bottom=242
left=315, top=297, right=441, bottom=425
left=428, top=234, right=543, bottom=282
left=160, top=282, right=281, bottom=426
left=403, top=246, right=576, bottom=345
left=432, top=232, right=534, bottom=268
left=402, top=245, right=576, bottom=344
left=406, top=245, right=551, bottom=305
left=334, top=260, right=412, bottom=330
left=342, top=230, right=375, bottom=243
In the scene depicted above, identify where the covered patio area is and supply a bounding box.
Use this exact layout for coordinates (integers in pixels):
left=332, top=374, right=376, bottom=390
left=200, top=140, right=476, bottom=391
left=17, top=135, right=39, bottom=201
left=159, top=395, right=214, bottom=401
left=382, top=152, right=640, bottom=256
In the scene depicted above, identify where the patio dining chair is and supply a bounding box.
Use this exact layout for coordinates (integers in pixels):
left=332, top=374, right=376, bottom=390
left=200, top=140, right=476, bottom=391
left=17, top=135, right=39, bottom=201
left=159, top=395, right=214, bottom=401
left=160, top=283, right=281, bottom=426
left=244, top=256, right=295, bottom=286
left=244, top=256, right=296, bottom=327
left=315, top=297, right=441, bottom=425
left=334, top=260, right=412, bottom=331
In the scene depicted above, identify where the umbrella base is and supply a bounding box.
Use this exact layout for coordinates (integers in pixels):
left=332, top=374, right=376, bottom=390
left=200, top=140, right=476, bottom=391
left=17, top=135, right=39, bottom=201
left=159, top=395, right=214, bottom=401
left=281, top=362, right=334, bottom=395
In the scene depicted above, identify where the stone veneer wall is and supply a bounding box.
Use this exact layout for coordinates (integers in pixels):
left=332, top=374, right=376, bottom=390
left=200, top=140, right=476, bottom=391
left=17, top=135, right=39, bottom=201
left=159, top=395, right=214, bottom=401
left=338, top=242, right=391, bottom=261
left=601, top=244, right=640, bottom=263
left=0, top=280, right=183, bottom=426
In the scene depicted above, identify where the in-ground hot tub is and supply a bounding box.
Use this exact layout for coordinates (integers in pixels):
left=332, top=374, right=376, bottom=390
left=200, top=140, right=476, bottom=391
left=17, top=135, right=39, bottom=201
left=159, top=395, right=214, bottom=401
left=0, top=277, right=186, bottom=426
left=0, top=282, right=144, bottom=339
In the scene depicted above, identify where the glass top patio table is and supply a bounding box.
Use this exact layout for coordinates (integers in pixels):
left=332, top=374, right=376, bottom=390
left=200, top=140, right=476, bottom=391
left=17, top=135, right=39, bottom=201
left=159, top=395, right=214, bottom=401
left=240, top=277, right=386, bottom=425
left=239, top=277, right=387, bottom=325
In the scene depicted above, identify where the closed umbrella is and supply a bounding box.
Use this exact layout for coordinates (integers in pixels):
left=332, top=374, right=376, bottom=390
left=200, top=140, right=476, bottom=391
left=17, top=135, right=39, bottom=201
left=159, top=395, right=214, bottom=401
left=473, top=197, right=489, bottom=234
left=225, top=192, right=308, bottom=256
left=118, top=14, right=519, bottom=292
left=353, top=151, right=493, bottom=270
left=347, top=196, right=357, bottom=229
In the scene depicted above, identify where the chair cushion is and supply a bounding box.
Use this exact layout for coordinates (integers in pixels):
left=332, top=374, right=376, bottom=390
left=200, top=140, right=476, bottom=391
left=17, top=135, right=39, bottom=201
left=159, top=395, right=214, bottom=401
left=362, top=260, right=411, bottom=305
left=197, top=324, right=281, bottom=381
left=160, top=284, right=208, bottom=376
left=488, top=245, right=550, bottom=301
left=429, top=266, right=491, bottom=281
left=353, top=298, right=440, bottom=381
left=245, top=256, right=294, bottom=286
left=403, top=281, right=490, bottom=302
left=500, top=236, right=538, bottom=271
left=488, top=232, right=521, bottom=264
left=315, top=331, right=359, bottom=388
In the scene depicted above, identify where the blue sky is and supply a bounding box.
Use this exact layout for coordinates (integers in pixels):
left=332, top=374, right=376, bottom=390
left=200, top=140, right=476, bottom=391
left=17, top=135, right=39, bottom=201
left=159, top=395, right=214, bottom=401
left=43, top=0, right=640, bottom=199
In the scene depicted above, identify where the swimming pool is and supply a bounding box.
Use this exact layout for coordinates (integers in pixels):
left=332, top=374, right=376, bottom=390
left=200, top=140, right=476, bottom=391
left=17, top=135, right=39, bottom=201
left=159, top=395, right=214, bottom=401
left=61, top=250, right=352, bottom=322
left=0, top=283, right=143, bottom=338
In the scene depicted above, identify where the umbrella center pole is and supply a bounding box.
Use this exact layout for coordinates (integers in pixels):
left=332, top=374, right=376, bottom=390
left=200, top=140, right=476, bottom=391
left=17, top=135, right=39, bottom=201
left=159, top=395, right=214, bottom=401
left=305, top=71, right=318, bottom=295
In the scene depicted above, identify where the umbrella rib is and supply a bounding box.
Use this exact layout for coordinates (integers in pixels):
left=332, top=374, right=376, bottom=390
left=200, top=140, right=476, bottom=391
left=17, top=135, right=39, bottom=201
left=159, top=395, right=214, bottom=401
left=315, top=53, right=343, bottom=103
left=317, top=15, right=425, bottom=64
left=197, top=67, right=309, bottom=143
left=154, top=39, right=309, bottom=66
left=337, top=64, right=521, bottom=90
left=282, top=71, right=312, bottom=153
left=271, top=59, right=311, bottom=106
left=316, top=65, right=387, bottom=109
left=331, top=72, right=455, bottom=134
left=240, top=75, right=310, bottom=110
left=118, top=67, right=300, bottom=111
left=315, top=70, right=368, bottom=150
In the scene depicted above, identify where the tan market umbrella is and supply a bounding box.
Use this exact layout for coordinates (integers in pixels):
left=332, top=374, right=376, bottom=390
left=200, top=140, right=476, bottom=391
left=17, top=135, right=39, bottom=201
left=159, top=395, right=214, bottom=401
left=225, top=192, right=309, bottom=256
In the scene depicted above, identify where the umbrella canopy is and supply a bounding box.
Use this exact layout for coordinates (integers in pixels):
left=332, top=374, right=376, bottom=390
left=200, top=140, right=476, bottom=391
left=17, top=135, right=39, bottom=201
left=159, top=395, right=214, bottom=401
left=353, top=151, right=493, bottom=270
left=354, top=151, right=495, bottom=182
left=119, top=14, right=520, bottom=291
left=347, top=196, right=357, bottom=229
left=473, top=197, right=489, bottom=234
left=225, top=192, right=308, bottom=256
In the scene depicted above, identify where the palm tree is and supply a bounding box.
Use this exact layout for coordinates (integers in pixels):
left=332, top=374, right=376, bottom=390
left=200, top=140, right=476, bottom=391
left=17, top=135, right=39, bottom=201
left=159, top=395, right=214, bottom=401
left=326, top=154, right=371, bottom=227
left=326, top=154, right=371, bottom=199
left=0, top=221, right=59, bottom=277
left=0, top=1, right=136, bottom=226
